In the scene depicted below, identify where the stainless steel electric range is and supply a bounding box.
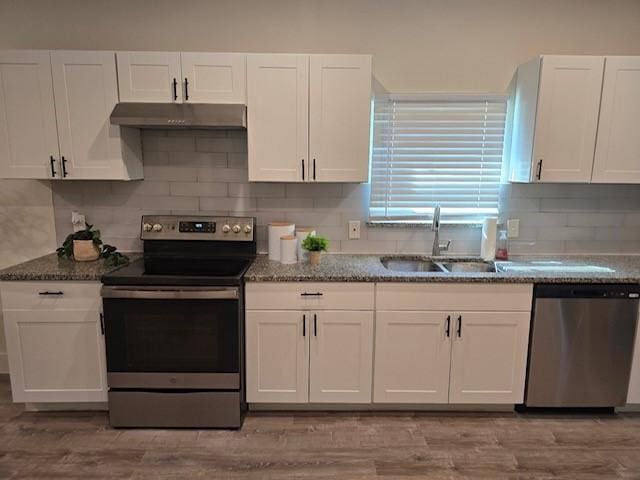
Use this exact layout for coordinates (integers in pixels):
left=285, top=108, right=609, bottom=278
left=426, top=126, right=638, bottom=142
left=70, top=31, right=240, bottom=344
left=101, top=215, right=256, bottom=428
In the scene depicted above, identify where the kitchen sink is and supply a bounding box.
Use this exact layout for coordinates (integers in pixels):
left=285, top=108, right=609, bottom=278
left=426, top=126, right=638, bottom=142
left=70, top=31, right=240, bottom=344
left=439, top=261, right=498, bottom=273
left=380, top=257, right=445, bottom=272
left=380, top=257, right=499, bottom=273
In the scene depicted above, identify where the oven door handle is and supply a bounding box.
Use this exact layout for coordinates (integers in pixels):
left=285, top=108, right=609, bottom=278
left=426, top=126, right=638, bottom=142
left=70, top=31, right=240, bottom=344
left=101, top=286, right=239, bottom=300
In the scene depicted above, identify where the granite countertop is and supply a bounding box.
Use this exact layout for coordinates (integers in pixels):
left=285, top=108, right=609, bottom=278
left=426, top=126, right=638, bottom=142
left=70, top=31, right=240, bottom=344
left=245, top=254, right=640, bottom=284
left=0, top=253, right=140, bottom=282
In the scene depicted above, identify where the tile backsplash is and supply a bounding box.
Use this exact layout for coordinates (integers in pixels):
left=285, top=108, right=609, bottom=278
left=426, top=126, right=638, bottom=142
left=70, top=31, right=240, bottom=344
left=51, top=130, right=640, bottom=256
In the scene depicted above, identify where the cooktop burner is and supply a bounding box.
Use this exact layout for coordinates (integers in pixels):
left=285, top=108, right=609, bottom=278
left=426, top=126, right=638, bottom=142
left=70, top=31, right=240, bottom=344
left=101, top=215, right=257, bottom=286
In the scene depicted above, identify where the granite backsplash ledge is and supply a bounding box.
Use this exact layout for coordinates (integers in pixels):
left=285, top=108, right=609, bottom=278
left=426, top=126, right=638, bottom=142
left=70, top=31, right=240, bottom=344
left=50, top=129, right=640, bottom=257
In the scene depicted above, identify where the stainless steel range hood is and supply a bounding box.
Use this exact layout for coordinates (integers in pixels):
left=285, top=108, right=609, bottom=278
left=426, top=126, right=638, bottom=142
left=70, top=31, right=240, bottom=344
left=110, top=103, right=247, bottom=129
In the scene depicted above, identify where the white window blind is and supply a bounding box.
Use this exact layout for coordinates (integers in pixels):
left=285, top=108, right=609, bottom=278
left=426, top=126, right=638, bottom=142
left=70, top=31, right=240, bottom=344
left=369, top=96, right=507, bottom=223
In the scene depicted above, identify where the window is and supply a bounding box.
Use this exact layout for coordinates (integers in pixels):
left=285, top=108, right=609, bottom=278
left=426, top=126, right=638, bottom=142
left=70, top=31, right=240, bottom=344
left=369, top=95, right=508, bottom=223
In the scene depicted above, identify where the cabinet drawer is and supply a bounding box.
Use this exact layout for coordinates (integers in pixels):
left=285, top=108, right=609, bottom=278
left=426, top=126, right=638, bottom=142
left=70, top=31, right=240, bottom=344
left=246, top=282, right=374, bottom=310
left=376, top=283, right=533, bottom=312
left=1, top=281, right=101, bottom=311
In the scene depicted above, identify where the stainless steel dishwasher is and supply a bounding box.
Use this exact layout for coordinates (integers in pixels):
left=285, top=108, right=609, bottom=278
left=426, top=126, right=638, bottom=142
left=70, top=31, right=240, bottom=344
left=525, top=284, right=639, bottom=408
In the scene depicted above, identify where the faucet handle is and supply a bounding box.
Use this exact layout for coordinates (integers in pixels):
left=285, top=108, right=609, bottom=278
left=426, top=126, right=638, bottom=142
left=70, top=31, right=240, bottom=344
left=439, top=240, right=451, bottom=252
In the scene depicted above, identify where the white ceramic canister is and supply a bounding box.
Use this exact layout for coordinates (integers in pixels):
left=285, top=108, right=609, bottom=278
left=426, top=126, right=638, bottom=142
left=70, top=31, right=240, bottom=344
left=268, top=222, right=295, bottom=261
left=280, top=235, right=298, bottom=264
left=295, top=227, right=316, bottom=262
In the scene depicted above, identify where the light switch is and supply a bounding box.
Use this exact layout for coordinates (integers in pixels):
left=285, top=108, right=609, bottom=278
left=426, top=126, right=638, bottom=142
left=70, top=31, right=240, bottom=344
left=507, top=219, right=520, bottom=238
left=348, top=220, right=361, bottom=240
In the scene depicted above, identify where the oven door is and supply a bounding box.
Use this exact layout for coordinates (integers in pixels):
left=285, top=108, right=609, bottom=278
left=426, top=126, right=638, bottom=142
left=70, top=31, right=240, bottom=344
left=101, top=286, right=240, bottom=390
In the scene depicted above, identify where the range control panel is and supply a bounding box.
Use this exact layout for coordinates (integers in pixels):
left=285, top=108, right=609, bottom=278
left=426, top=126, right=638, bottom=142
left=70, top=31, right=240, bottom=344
left=141, top=215, right=255, bottom=241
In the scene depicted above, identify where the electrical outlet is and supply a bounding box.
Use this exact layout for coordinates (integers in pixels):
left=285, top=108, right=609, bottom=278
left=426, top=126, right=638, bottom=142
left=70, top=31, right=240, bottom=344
left=71, top=211, right=86, bottom=232
left=507, top=219, right=520, bottom=238
left=348, top=220, right=361, bottom=240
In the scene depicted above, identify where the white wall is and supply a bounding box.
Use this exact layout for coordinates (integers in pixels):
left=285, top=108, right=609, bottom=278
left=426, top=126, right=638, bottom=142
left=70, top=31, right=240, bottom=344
left=1, top=0, right=639, bottom=92
left=0, top=180, right=57, bottom=372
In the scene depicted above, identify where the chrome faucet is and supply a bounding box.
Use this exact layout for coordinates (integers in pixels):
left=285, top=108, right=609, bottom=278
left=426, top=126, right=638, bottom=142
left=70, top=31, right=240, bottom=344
left=431, top=205, right=451, bottom=256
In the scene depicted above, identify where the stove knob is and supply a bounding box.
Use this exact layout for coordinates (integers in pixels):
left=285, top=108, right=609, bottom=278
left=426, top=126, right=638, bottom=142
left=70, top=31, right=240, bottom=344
left=222, top=224, right=231, bottom=233
left=232, top=224, right=241, bottom=234
left=142, top=223, right=153, bottom=232
left=244, top=224, right=253, bottom=234
left=152, top=223, right=163, bottom=232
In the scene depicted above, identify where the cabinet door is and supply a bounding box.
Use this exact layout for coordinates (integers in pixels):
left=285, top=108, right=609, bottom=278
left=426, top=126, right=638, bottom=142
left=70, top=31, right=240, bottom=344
left=3, top=309, right=107, bottom=403
left=0, top=51, right=59, bottom=179
left=627, top=316, right=640, bottom=404
left=533, top=56, right=604, bottom=182
left=181, top=53, right=245, bottom=104
left=309, top=310, right=373, bottom=403
left=247, top=54, right=308, bottom=182
left=592, top=57, right=640, bottom=183
left=245, top=310, right=308, bottom=403
left=116, top=52, right=182, bottom=103
left=309, top=55, right=371, bottom=182
left=51, top=51, right=125, bottom=179
left=374, top=311, right=451, bottom=403
left=449, top=311, right=530, bottom=404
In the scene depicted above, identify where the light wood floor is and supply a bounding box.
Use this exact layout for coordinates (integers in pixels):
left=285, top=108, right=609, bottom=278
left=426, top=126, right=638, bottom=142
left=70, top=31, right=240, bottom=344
left=1, top=378, right=640, bottom=479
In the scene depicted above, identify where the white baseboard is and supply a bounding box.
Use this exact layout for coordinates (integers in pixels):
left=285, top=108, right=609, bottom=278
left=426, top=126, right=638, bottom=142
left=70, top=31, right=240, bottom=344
left=0, top=353, right=7, bottom=374
left=249, top=403, right=514, bottom=412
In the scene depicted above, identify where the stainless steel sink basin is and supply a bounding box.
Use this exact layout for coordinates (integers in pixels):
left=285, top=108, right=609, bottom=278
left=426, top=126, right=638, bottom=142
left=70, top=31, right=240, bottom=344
left=380, top=256, right=498, bottom=273
left=439, top=261, right=497, bottom=273
left=380, top=257, right=445, bottom=272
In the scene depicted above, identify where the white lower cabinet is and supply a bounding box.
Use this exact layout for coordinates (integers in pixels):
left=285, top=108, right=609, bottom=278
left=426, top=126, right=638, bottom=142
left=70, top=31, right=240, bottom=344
left=309, top=310, right=373, bottom=403
left=246, top=309, right=374, bottom=404
left=245, top=310, right=309, bottom=403
left=448, top=311, right=531, bottom=404
left=374, top=311, right=451, bottom=403
left=0, top=282, right=108, bottom=403
left=374, top=284, right=533, bottom=405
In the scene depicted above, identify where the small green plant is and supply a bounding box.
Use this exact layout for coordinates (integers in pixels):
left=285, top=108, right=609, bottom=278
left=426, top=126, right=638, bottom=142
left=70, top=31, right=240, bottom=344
left=56, top=224, right=129, bottom=267
left=301, top=234, right=329, bottom=252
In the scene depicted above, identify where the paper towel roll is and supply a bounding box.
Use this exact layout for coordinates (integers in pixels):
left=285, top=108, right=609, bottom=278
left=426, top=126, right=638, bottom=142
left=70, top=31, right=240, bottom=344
left=280, top=235, right=298, bottom=264
left=480, top=217, right=498, bottom=261
left=268, top=222, right=295, bottom=261
left=295, top=227, right=316, bottom=263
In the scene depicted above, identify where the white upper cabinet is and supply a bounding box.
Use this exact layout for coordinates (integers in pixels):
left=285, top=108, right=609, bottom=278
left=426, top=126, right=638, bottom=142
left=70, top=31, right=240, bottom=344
left=0, top=51, right=60, bottom=179
left=116, top=52, right=181, bottom=102
left=309, top=55, right=372, bottom=182
left=247, top=54, right=309, bottom=182
left=510, top=55, right=604, bottom=183
left=592, top=56, right=640, bottom=183
left=180, top=52, right=246, bottom=103
left=51, top=51, right=142, bottom=180
left=247, top=53, right=372, bottom=183
left=117, top=52, right=245, bottom=104
left=510, top=54, right=640, bottom=184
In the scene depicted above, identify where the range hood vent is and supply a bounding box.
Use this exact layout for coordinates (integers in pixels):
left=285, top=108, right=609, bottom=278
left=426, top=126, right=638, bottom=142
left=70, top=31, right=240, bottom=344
left=110, top=103, right=247, bottom=129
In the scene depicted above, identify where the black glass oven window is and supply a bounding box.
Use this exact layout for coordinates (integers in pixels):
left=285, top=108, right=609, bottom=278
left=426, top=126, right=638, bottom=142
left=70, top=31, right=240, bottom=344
left=103, top=298, right=239, bottom=373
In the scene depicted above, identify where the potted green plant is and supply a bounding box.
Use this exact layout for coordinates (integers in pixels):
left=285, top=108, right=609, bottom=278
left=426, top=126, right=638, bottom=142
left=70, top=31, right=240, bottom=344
left=57, top=224, right=128, bottom=266
left=301, top=234, right=329, bottom=266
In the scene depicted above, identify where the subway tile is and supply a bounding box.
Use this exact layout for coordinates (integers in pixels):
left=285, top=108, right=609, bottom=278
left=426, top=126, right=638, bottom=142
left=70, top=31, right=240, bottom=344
left=539, top=198, right=600, bottom=212
left=228, top=183, right=285, bottom=198
left=144, top=165, right=198, bottom=182
left=168, top=151, right=227, bottom=167
left=513, top=212, right=567, bottom=227
left=199, top=197, right=256, bottom=212
left=196, top=137, right=247, bottom=153
left=313, top=196, right=367, bottom=212
left=339, top=240, right=396, bottom=254
left=314, top=226, right=349, bottom=242
left=139, top=196, right=199, bottom=211
left=169, top=182, right=228, bottom=197
left=258, top=198, right=313, bottom=212
left=567, top=213, right=624, bottom=227
left=505, top=197, right=540, bottom=212
left=285, top=212, right=342, bottom=227
left=197, top=167, right=248, bottom=183
left=285, top=184, right=343, bottom=198
left=535, top=226, right=595, bottom=241
left=142, top=151, right=169, bottom=166
left=143, top=135, right=196, bottom=152
left=227, top=153, right=248, bottom=169
left=1, top=180, right=54, bottom=207
left=111, top=181, right=171, bottom=197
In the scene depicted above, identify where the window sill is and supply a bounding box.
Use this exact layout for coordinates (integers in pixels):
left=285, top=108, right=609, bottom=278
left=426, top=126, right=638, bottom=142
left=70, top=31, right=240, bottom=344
left=366, top=221, right=484, bottom=229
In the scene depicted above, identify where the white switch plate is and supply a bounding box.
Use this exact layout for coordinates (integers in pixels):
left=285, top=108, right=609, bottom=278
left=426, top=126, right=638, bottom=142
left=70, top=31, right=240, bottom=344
left=507, top=219, right=520, bottom=238
left=348, top=220, right=361, bottom=240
